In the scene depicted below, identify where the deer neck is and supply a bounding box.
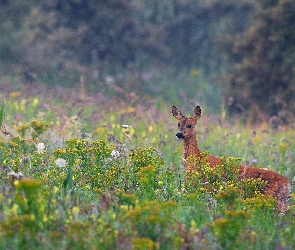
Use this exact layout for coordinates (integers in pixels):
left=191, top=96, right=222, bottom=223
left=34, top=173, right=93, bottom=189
left=182, top=133, right=201, bottom=159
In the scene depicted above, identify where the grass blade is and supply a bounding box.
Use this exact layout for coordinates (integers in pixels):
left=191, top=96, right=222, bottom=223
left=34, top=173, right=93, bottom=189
left=63, top=155, right=74, bottom=195
left=0, top=101, right=4, bottom=127
left=0, top=143, right=8, bottom=161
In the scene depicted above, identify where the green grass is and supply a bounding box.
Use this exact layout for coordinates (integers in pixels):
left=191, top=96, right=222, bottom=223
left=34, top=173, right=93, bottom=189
left=0, top=85, right=294, bottom=249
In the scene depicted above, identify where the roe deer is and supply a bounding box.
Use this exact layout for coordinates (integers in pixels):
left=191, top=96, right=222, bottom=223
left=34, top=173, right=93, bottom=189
left=172, top=106, right=290, bottom=213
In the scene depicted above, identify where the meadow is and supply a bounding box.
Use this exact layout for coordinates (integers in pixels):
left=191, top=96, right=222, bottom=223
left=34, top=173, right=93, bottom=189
left=0, top=83, right=295, bottom=250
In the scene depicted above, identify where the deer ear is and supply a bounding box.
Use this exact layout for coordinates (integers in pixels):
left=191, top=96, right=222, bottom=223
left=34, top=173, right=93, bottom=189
left=172, top=106, right=185, bottom=120
left=193, top=106, right=201, bottom=119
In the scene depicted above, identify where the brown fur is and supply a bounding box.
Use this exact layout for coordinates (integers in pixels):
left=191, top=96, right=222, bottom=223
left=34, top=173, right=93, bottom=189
left=172, top=106, right=290, bottom=213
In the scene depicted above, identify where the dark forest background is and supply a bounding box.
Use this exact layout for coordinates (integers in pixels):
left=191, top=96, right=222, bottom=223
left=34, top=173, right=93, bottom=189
left=0, top=0, right=294, bottom=124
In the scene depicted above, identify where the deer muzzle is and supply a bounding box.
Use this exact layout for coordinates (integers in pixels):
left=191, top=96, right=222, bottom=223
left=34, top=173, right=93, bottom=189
left=176, top=132, right=184, bottom=139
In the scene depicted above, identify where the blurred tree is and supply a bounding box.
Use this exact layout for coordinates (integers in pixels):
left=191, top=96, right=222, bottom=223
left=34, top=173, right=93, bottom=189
left=0, top=0, right=38, bottom=63
left=54, top=0, right=169, bottom=71
left=221, top=0, right=295, bottom=124
left=163, top=0, right=254, bottom=74
left=131, top=0, right=254, bottom=74
left=0, top=0, right=168, bottom=79
left=0, top=0, right=255, bottom=91
left=0, top=0, right=83, bottom=82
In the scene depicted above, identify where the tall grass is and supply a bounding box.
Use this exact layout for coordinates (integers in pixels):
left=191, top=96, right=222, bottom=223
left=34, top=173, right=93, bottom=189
left=0, top=83, right=294, bottom=249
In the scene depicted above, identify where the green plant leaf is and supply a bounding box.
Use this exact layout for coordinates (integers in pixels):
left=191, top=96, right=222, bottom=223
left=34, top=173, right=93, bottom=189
left=0, top=142, right=8, bottom=161
left=63, top=155, right=74, bottom=195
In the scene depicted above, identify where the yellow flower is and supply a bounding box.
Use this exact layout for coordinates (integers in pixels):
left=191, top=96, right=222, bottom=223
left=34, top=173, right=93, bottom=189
left=120, top=205, right=129, bottom=212
left=20, top=99, right=26, bottom=112
left=10, top=91, right=21, bottom=98
left=53, top=186, right=59, bottom=194
left=96, top=127, right=106, bottom=134
left=252, top=136, right=261, bottom=145
left=148, top=126, right=153, bottom=133
left=14, top=101, right=20, bottom=111
left=32, top=97, right=39, bottom=107
left=72, top=206, right=80, bottom=215
left=11, top=203, right=19, bottom=215
left=110, top=115, right=115, bottom=123
left=43, top=216, right=48, bottom=222
left=130, top=127, right=135, bottom=136
left=132, top=237, right=155, bottom=250
left=14, top=180, right=20, bottom=187
left=190, top=69, right=200, bottom=76
left=279, top=142, right=289, bottom=156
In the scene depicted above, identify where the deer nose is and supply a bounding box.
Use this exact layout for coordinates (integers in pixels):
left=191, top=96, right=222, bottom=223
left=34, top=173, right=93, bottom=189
left=176, top=132, right=184, bottom=139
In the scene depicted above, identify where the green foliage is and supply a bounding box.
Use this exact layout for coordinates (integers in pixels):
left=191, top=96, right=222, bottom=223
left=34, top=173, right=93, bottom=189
left=14, top=179, right=45, bottom=224
left=63, top=155, right=74, bottom=195
left=0, top=93, right=294, bottom=249
left=211, top=210, right=248, bottom=249
left=222, top=0, right=295, bottom=124
left=1, top=128, right=292, bottom=249
left=16, top=119, right=50, bottom=140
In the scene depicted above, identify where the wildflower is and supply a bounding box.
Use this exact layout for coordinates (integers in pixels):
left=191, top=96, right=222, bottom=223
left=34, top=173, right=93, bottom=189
left=158, top=181, right=163, bottom=186
left=9, top=91, right=21, bottom=98
left=111, top=150, right=120, bottom=159
left=32, top=97, right=39, bottom=107
left=148, top=125, right=153, bottom=132
left=129, top=127, right=135, bottom=136
left=105, top=75, right=114, bottom=84
left=120, top=205, right=129, bottom=212
left=36, top=143, right=45, bottom=154
left=12, top=203, right=19, bottom=214
left=132, top=238, right=155, bottom=249
left=109, top=115, right=115, bottom=123
left=96, top=127, right=106, bottom=134
left=190, top=69, right=200, bottom=76
left=53, top=186, right=59, bottom=194
left=7, top=171, right=23, bottom=180
left=122, top=124, right=130, bottom=128
left=55, top=158, right=67, bottom=168
left=78, top=132, right=90, bottom=139
left=72, top=206, right=80, bottom=215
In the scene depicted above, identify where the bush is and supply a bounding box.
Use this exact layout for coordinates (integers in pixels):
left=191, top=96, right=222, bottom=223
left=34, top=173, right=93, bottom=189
left=221, top=0, right=295, bottom=124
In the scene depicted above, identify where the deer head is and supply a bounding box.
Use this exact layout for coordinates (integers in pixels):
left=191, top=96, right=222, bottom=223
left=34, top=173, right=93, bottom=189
left=172, top=106, right=201, bottom=140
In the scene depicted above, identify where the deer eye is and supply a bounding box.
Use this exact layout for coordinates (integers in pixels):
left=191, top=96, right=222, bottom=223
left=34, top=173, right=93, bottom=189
left=187, top=124, right=192, bottom=128
left=178, top=123, right=180, bottom=127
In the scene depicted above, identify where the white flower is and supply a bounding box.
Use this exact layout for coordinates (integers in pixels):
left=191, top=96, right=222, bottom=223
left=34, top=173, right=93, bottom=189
left=7, top=171, right=23, bottom=179
left=111, top=150, right=120, bottom=159
left=105, top=75, right=114, bottom=84
left=78, top=132, right=90, bottom=139
left=36, top=143, right=45, bottom=154
left=55, top=158, right=67, bottom=168
left=122, top=124, right=130, bottom=128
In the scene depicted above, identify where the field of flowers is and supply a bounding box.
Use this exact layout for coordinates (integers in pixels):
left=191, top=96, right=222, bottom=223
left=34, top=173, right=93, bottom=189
left=0, top=84, right=295, bottom=249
